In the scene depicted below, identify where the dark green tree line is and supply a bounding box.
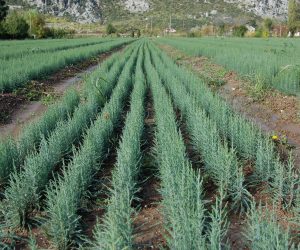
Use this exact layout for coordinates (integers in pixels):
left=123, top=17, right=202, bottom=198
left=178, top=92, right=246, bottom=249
left=0, top=0, right=8, bottom=22
left=288, top=0, right=300, bottom=36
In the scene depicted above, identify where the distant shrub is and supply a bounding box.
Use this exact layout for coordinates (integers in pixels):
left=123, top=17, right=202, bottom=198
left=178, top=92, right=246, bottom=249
left=106, top=23, right=116, bottom=35
left=232, top=25, right=247, bottom=37
left=4, top=11, right=29, bottom=39
left=187, top=31, right=201, bottom=37
left=0, top=21, right=6, bottom=38
left=45, top=27, right=75, bottom=38
left=187, top=31, right=196, bottom=37
left=253, top=28, right=270, bottom=38
left=0, top=0, right=9, bottom=22
left=261, top=30, right=270, bottom=38
left=254, top=28, right=263, bottom=37
left=25, top=11, right=47, bottom=38
left=263, top=18, right=274, bottom=32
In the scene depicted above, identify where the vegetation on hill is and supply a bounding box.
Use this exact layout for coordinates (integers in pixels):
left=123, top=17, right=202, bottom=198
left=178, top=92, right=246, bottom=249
left=288, top=0, right=300, bottom=36
left=0, top=0, right=8, bottom=21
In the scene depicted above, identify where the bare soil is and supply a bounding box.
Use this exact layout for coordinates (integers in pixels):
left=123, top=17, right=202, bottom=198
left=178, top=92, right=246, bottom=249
left=133, top=181, right=165, bottom=250
left=133, top=91, right=166, bottom=249
left=227, top=213, right=248, bottom=250
left=0, top=94, right=25, bottom=124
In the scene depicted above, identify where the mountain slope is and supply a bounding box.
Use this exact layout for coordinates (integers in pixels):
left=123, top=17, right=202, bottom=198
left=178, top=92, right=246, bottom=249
left=7, top=0, right=288, bottom=23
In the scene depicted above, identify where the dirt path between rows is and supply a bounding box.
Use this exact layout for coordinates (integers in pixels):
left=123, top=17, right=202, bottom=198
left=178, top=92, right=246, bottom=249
left=159, top=44, right=300, bottom=168
left=133, top=91, right=166, bottom=250
left=0, top=47, right=124, bottom=139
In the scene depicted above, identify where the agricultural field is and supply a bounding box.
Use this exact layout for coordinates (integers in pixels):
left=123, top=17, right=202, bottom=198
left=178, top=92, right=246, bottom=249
left=0, top=37, right=133, bottom=92
left=0, top=38, right=299, bottom=250
left=159, top=37, right=300, bottom=96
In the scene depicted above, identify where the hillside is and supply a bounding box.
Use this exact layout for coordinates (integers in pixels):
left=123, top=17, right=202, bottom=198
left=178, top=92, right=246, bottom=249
left=6, top=0, right=288, bottom=25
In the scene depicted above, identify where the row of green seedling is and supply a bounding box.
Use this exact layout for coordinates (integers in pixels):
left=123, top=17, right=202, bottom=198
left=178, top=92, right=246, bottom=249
left=244, top=200, right=297, bottom=249
left=44, top=44, right=141, bottom=249
left=149, top=44, right=252, bottom=213
left=150, top=43, right=295, bottom=248
left=91, top=44, right=146, bottom=249
left=145, top=45, right=209, bottom=249
left=150, top=43, right=297, bottom=247
left=0, top=41, right=127, bottom=187
left=153, top=44, right=299, bottom=210
left=0, top=38, right=133, bottom=92
left=147, top=43, right=231, bottom=249
left=1, top=38, right=115, bottom=60
left=1, top=44, right=136, bottom=230
left=0, top=89, right=80, bottom=186
left=158, top=38, right=300, bottom=95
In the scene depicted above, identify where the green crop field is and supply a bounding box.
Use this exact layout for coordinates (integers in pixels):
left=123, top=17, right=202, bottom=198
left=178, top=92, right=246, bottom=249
left=0, top=37, right=133, bottom=92
left=158, top=37, right=300, bottom=96
left=0, top=38, right=299, bottom=249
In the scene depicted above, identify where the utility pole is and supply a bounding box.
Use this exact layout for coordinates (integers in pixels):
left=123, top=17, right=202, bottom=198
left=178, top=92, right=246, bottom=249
left=151, top=16, right=153, bottom=33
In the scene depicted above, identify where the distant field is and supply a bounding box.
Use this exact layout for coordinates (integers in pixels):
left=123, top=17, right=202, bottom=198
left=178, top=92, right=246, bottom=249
left=0, top=37, right=133, bottom=92
left=158, top=37, right=300, bottom=95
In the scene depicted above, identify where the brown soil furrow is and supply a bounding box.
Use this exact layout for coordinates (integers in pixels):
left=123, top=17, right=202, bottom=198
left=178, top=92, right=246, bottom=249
left=133, top=91, right=166, bottom=250
left=227, top=213, right=248, bottom=250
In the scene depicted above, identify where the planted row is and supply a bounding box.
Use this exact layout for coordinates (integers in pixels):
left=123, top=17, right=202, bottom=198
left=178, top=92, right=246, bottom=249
left=0, top=89, right=80, bottom=185
left=0, top=37, right=115, bottom=60
left=153, top=44, right=298, bottom=209
left=159, top=38, right=300, bottom=95
left=0, top=43, right=130, bottom=187
left=145, top=45, right=207, bottom=249
left=44, top=44, right=141, bottom=249
left=92, top=44, right=146, bottom=249
left=149, top=45, right=251, bottom=212
left=1, top=43, right=136, bottom=229
left=245, top=201, right=295, bottom=249
left=150, top=42, right=297, bottom=248
left=0, top=38, right=133, bottom=92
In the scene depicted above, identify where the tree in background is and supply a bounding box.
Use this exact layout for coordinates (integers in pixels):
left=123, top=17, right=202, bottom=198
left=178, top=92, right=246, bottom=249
left=233, top=25, right=247, bottom=37
left=218, top=23, right=226, bottom=36
left=5, top=11, right=29, bottom=39
left=0, top=0, right=8, bottom=38
left=288, top=0, right=300, bottom=36
left=263, top=18, right=274, bottom=32
left=24, top=10, right=47, bottom=38
left=0, top=0, right=8, bottom=22
left=258, top=18, right=274, bottom=37
left=106, top=23, right=116, bottom=35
